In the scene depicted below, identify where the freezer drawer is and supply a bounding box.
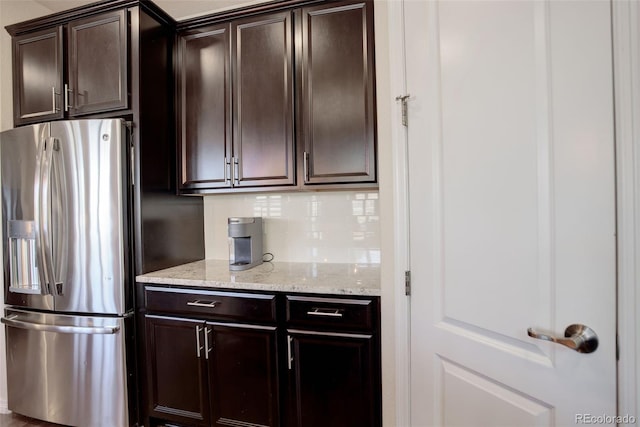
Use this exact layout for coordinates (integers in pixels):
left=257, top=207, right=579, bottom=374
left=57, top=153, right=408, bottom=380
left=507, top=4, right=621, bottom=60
left=2, top=308, right=132, bottom=427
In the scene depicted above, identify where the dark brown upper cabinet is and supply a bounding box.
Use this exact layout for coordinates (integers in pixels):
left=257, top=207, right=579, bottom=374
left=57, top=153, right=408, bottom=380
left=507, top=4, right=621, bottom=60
left=67, top=10, right=128, bottom=116
left=232, top=12, right=295, bottom=188
left=299, top=0, right=377, bottom=186
left=10, top=9, right=128, bottom=126
left=177, top=11, right=295, bottom=193
left=12, top=27, right=64, bottom=125
left=177, top=0, right=376, bottom=194
left=177, top=23, right=232, bottom=191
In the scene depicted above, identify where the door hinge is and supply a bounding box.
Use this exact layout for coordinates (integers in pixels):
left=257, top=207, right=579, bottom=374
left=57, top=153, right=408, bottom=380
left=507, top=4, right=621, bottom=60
left=396, top=94, right=410, bottom=127
left=405, top=270, right=411, bottom=296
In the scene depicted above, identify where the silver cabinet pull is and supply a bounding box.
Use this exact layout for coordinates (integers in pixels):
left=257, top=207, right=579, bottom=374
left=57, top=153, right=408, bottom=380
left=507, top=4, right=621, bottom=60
left=224, top=157, right=231, bottom=186
left=64, top=84, right=73, bottom=112
left=195, top=325, right=204, bottom=358
left=51, top=87, right=60, bottom=113
left=205, top=327, right=212, bottom=359
left=233, top=157, right=240, bottom=185
left=307, top=308, right=343, bottom=318
left=187, top=300, right=219, bottom=308
left=527, top=324, right=598, bottom=353
left=287, top=335, right=293, bottom=370
left=303, top=151, right=310, bottom=182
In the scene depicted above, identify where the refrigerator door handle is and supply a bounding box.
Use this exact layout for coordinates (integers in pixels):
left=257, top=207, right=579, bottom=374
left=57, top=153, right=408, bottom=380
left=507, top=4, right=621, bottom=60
left=34, top=138, right=52, bottom=295
left=38, top=138, right=62, bottom=295
left=49, top=138, right=66, bottom=296
left=1, top=315, right=120, bottom=335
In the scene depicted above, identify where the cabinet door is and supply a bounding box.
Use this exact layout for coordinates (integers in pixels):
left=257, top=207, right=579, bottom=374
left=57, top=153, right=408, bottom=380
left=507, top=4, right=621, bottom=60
left=145, top=315, right=210, bottom=427
left=177, top=24, right=232, bottom=192
left=67, top=9, right=128, bottom=116
left=287, top=330, right=380, bottom=427
left=232, top=11, right=295, bottom=187
left=207, top=323, right=279, bottom=427
left=12, top=27, right=64, bottom=125
left=300, top=0, right=377, bottom=184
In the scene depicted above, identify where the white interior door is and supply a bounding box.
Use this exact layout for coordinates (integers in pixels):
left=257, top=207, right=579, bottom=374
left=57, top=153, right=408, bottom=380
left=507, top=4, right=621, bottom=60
left=404, top=1, right=617, bottom=425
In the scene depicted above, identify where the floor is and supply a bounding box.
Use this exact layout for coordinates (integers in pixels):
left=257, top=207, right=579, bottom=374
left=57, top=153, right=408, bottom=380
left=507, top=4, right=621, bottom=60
left=0, top=413, right=63, bottom=427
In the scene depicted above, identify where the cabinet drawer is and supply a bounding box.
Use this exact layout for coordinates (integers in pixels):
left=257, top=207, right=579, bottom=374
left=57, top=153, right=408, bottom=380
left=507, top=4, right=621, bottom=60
left=145, top=286, right=277, bottom=323
left=286, top=295, right=376, bottom=332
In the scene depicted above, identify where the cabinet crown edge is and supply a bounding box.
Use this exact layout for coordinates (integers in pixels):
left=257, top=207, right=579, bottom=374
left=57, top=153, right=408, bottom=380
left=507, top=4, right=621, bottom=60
left=5, top=0, right=175, bottom=36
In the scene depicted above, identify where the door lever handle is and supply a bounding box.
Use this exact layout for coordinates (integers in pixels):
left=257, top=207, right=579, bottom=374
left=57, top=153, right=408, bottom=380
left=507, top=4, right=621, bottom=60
left=527, top=324, right=598, bottom=353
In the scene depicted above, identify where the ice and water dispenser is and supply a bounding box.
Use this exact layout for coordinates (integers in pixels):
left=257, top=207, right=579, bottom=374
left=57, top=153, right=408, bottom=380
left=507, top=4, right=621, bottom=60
left=228, top=217, right=263, bottom=271
left=7, top=220, right=41, bottom=294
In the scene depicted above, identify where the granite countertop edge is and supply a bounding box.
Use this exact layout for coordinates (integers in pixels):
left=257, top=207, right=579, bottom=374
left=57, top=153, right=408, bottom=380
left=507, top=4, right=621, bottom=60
left=136, top=259, right=382, bottom=297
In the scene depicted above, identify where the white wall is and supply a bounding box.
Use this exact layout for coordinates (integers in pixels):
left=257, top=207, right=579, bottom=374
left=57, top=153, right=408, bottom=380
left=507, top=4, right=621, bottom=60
left=0, top=0, right=57, bottom=413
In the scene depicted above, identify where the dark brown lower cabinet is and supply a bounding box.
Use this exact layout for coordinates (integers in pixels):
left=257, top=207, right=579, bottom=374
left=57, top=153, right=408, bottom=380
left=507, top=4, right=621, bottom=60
left=145, top=315, right=279, bottom=427
left=146, top=315, right=210, bottom=426
left=208, top=324, right=279, bottom=427
left=143, top=287, right=381, bottom=427
left=286, top=330, right=379, bottom=427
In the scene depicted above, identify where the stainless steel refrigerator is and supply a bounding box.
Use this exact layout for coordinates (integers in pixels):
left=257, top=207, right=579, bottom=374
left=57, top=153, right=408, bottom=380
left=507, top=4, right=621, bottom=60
left=0, top=119, right=135, bottom=427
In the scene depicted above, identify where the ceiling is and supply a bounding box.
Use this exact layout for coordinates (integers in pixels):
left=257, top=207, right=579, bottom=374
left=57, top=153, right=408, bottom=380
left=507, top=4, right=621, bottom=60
left=31, top=0, right=265, bottom=21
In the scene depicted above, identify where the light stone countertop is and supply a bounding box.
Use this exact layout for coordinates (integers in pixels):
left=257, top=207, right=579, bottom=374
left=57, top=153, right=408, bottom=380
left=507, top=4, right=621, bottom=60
left=136, top=259, right=381, bottom=296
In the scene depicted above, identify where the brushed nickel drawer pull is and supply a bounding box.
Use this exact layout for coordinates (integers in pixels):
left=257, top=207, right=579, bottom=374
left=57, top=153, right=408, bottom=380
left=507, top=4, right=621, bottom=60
left=187, top=300, right=219, bottom=308
left=307, top=308, right=343, bottom=318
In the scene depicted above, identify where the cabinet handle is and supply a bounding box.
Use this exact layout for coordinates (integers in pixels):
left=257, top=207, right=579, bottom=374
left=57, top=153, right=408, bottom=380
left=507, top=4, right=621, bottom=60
left=64, top=84, right=73, bottom=112
left=205, top=327, right=212, bottom=359
left=307, top=308, right=343, bottom=318
left=287, top=335, right=293, bottom=370
left=195, top=325, right=204, bottom=358
left=233, top=157, right=240, bottom=185
left=303, top=152, right=310, bottom=182
left=51, top=87, right=60, bottom=113
left=187, top=300, right=219, bottom=308
left=224, top=157, right=231, bottom=186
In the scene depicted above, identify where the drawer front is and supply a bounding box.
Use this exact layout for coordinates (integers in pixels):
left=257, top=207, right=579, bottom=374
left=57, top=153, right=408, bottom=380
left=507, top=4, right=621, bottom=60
left=286, top=295, right=376, bottom=332
left=144, top=286, right=277, bottom=323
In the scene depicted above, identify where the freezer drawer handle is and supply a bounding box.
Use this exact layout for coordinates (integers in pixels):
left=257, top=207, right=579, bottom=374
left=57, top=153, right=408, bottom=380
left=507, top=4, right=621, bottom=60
left=187, top=300, right=219, bottom=309
left=1, top=315, right=119, bottom=335
left=307, top=308, right=344, bottom=318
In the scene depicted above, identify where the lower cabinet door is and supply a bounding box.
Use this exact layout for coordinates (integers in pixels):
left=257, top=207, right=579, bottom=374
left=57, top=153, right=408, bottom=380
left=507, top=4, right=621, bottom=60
left=145, top=315, right=210, bottom=426
left=207, top=323, right=280, bottom=427
left=287, top=330, right=380, bottom=427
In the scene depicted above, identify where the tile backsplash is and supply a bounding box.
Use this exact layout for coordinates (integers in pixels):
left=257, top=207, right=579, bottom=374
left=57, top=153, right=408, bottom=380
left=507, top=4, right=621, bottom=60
left=204, top=191, right=380, bottom=264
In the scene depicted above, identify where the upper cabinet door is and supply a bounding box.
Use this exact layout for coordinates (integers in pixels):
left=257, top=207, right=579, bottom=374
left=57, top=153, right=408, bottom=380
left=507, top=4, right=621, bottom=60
left=300, top=0, right=377, bottom=185
left=177, top=23, right=233, bottom=191
left=67, top=10, right=128, bottom=116
left=232, top=11, right=296, bottom=188
left=12, top=27, right=64, bottom=126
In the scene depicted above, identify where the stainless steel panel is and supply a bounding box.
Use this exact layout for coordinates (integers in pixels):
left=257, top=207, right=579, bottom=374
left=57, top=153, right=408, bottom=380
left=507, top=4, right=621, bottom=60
left=3, top=308, right=129, bottom=427
left=1, top=123, right=54, bottom=310
left=49, top=120, right=128, bottom=314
